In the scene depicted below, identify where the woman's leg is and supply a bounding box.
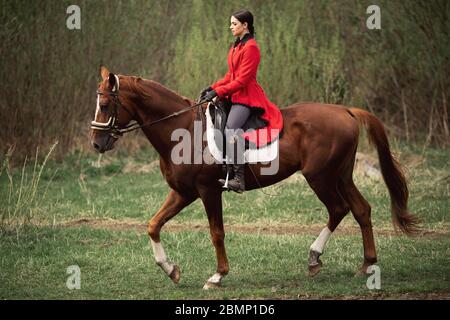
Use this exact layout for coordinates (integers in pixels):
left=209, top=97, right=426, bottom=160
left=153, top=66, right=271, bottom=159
left=225, top=104, right=250, bottom=164
left=226, top=104, right=251, bottom=129
left=220, top=104, right=249, bottom=193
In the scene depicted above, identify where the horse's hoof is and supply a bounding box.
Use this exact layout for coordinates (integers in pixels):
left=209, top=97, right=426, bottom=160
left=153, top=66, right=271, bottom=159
left=203, top=281, right=221, bottom=290
left=169, top=265, right=181, bottom=284
left=354, top=265, right=370, bottom=277
left=308, top=250, right=323, bottom=277
left=308, top=259, right=323, bottom=277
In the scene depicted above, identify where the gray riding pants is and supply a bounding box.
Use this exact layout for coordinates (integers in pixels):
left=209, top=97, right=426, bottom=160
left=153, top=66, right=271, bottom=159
left=226, top=104, right=251, bottom=129
left=225, top=104, right=250, bottom=164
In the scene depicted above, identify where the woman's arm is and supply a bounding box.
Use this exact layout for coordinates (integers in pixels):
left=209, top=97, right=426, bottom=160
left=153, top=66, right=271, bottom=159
left=211, top=70, right=231, bottom=89
left=214, top=45, right=260, bottom=97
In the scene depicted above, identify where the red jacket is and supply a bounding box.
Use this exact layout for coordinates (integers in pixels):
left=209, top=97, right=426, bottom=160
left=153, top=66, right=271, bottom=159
left=211, top=34, right=283, bottom=148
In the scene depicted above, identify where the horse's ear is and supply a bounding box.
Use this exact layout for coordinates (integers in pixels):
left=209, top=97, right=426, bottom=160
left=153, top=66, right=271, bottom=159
left=100, top=65, right=110, bottom=80
left=108, top=72, right=116, bottom=89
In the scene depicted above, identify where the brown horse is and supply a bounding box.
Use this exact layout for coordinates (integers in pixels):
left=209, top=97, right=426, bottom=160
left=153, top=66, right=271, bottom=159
left=90, top=66, right=419, bottom=289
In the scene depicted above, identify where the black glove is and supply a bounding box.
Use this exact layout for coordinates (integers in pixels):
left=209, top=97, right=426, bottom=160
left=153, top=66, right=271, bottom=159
left=199, top=86, right=212, bottom=100
left=203, top=90, right=217, bottom=102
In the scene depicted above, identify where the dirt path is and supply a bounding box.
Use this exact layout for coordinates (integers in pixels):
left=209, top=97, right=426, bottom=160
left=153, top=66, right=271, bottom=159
left=60, top=218, right=450, bottom=239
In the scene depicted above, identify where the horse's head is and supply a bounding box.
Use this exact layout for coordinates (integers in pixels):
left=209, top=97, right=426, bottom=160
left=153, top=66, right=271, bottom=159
left=90, top=66, right=134, bottom=153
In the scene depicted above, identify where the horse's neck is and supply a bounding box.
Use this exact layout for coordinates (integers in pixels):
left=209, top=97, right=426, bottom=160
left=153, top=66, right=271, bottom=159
left=131, top=82, right=195, bottom=161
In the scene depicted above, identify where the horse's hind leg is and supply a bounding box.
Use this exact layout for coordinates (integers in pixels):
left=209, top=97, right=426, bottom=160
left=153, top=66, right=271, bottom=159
left=340, top=181, right=377, bottom=275
left=147, top=189, right=197, bottom=283
left=198, top=187, right=229, bottom=290
left=306, top=177, right=350, bottom=277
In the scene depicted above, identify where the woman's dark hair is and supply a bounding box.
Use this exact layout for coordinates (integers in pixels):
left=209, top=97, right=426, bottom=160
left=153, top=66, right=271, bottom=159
left=232, top=10, right=255, bottom=35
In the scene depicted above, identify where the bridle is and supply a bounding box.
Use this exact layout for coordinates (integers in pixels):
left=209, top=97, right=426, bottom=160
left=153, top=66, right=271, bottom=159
left=91, top=76, right=209, bottom=139
left=90, top=80, right=275, bottom=196
left=90, top=89, right=132, bottom=138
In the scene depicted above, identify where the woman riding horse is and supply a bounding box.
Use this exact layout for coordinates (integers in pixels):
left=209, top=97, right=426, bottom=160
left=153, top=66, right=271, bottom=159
left=200, top=10, right=283, bottom=193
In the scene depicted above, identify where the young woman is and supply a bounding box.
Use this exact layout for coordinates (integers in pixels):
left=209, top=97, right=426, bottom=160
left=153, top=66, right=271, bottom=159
left=201, top=10, right=283, bottom=193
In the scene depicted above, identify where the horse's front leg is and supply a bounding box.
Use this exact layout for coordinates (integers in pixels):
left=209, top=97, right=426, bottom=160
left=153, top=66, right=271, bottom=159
left=199, top=187, right=229, bottom=289
left=147, top=189, right=197, bottom=283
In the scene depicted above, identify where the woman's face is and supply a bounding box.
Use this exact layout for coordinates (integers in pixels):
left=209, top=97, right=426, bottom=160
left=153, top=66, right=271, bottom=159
left=230, top=16, right=248, bottom=38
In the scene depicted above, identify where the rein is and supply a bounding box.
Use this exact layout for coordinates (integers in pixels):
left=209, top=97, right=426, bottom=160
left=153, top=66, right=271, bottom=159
left=91, top=87, right=207, bottom=138
left=91, top=84, right=277, bottom=196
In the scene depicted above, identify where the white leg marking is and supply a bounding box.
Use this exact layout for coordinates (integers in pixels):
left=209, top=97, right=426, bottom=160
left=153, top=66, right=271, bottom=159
left=151, top=240, right=174, bottom=275
left=310, top=227, right=332, bottom=254
left=207, top=273, right=222, bottom=284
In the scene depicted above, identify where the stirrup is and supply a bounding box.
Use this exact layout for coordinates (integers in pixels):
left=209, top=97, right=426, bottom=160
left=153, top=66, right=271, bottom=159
left=222, top=170, right=230, bottom=189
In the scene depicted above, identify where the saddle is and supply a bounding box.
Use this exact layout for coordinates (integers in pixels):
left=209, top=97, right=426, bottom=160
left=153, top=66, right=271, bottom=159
left=208, top=98, right=268, bottom=152
left=205, top=99, right=280, bottom=168
left=209, top=98, right=230, bottom=138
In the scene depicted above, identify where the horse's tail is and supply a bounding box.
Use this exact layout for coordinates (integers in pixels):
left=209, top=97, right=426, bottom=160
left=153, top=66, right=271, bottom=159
left=349, top=108, right=420, bottom=235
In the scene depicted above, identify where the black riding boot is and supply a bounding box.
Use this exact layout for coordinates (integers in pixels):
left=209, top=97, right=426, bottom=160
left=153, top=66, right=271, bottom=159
left=224, top=164, right=245, bottom=193
left=218, top=130, right=245, bottom=193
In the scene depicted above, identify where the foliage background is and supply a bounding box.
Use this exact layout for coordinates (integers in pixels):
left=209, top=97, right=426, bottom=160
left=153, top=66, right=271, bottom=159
left=0, top=1, right=449, bottom=300
left=1, top=0, right=448, bottom=161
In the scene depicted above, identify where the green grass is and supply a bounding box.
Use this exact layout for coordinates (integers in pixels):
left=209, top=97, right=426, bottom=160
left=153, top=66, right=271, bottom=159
left=0, top=147, right=449, bottom=299
left=0, top=226, right=448, bottom=299
left=1, top=147, right=448, bottom=229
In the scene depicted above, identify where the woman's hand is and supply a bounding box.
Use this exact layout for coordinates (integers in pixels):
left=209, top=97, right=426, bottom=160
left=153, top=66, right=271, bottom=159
left=199, top=86, right=213, bottom=100
left=203, top=90, right=217, bottom=102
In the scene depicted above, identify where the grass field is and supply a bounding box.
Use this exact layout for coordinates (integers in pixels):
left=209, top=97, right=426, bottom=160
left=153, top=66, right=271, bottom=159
left=0, top=145, right=449, bottom=299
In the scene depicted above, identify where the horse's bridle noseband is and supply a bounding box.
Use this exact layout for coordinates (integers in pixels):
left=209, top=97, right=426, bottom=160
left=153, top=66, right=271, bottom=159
left=90, top=88, right=141, bottom=139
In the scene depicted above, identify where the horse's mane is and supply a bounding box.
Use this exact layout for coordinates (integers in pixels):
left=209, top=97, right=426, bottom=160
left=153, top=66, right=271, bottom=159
left=119, top=75, right=193, bottom=106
